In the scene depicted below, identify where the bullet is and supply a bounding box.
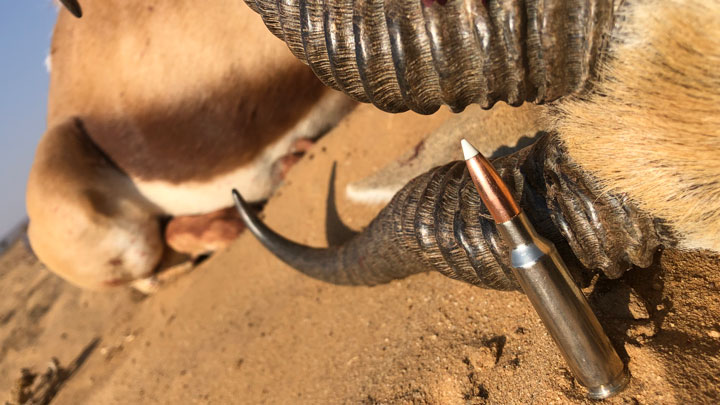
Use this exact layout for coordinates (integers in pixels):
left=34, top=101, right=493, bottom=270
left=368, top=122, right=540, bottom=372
left=461, top=139, right=629, bottom=399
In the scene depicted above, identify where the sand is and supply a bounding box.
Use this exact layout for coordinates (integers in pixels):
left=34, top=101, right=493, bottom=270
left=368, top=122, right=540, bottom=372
left=2, top=104, right=719, bottom=404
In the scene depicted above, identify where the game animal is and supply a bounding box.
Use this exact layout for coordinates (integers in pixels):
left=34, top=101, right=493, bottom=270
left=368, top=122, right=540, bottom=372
left=26, top=0, right=355, bottom=289
left=234, top=0, right=720, bottom=288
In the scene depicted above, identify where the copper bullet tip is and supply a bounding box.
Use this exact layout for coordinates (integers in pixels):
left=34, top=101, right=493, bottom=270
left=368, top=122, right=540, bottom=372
left=461, top=138, right=521, bottom=223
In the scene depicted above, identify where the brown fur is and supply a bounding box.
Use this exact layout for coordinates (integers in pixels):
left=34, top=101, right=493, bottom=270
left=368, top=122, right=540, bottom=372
left=47, top=0, right=331, bottom=183
left=27, top=0, right=355, bottom=289
left=548, top=0, right=720, bottom=251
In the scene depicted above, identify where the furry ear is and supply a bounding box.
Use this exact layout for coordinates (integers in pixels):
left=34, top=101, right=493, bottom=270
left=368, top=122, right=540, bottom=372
left=548, top=0, right=720, bottom=251
left=347, top=103, right=542, bottom=205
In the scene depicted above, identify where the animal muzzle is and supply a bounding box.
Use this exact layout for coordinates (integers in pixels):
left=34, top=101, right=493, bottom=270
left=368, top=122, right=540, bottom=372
left=234, top=133, right=671, bottom=289
left=243, top=0, right=615, bottom=113
left=235, top=0, right=672, bottom=287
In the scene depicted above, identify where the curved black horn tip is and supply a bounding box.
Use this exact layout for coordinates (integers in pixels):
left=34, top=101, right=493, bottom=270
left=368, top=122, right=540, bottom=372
left=232, top=189, right=271, bottom=246
left=232, top=189, right=252, bottom=226
left=232, top=188, right=317, bottom=265
left=60, top=0, right=83, bottom=18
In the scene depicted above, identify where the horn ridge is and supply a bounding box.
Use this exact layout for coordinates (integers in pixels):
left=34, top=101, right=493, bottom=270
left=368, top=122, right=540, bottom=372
left=244, top=0, right=616, bottom=112
left=235, top=134, right=668, bottom=289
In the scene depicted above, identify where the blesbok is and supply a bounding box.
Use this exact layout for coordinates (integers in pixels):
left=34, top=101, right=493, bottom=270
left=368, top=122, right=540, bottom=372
left=232, top=0, right=720, bottom=290
left=27, top=0, right=357, bottom=289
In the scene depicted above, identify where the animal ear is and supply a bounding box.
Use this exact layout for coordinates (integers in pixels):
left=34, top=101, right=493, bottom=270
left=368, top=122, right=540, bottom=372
left=59, top=0, right=82, bottom=18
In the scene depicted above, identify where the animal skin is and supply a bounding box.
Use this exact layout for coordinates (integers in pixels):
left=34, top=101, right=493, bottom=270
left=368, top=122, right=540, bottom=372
left=234, top=0, right=720, bottom=288
left=27, top=0, right=356, bottom=289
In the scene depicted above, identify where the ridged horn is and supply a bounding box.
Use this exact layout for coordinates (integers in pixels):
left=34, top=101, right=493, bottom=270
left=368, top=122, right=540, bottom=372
left=234, top=134, right=670, bottom=290
left=243, top=0, right=615, bottom=113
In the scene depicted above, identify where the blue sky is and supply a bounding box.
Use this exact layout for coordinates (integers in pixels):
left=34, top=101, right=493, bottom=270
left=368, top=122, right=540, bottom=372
left=0, top=1, right=57, bottom=237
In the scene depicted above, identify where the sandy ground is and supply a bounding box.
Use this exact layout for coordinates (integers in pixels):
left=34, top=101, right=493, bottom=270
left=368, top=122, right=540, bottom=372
left=2, top=104, right=720, bottom=404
